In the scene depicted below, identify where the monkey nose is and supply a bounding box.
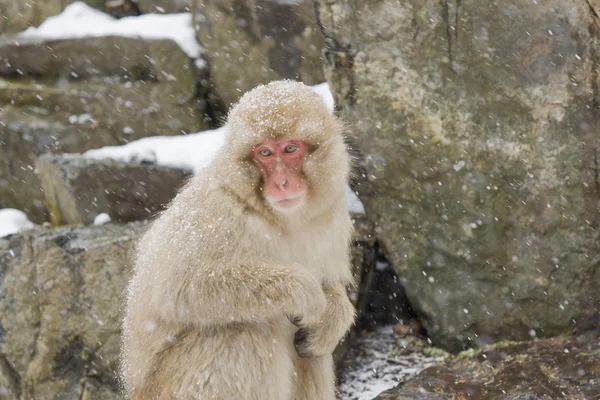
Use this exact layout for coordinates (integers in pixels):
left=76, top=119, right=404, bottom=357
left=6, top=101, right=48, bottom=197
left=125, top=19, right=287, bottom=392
left=273, top=174, right=288, bottom=190
left=275, top=178, right=288, bottom=190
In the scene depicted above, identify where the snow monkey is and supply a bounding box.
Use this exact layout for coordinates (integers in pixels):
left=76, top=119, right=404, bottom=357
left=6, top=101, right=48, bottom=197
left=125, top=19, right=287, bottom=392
left=122, top=80, right=355, bottom=400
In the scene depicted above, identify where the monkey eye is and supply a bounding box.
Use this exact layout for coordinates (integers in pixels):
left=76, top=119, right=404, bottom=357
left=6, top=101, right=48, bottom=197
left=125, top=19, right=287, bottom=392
left=284, top=145, right=298, bottom=154
left=259, top=148, right=272, bottom=157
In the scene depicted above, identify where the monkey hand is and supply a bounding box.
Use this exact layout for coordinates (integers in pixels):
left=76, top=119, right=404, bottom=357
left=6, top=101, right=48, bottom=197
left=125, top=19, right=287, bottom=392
left=285, top=271, right=327, bottom=328
left=293, top=285, right=355, bottom=358
left=293, top=323, right=339, bottom=358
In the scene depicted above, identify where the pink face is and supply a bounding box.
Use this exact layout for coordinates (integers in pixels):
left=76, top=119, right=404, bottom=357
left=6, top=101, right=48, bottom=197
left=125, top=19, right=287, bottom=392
left=252, top=139, right=307, bottom=212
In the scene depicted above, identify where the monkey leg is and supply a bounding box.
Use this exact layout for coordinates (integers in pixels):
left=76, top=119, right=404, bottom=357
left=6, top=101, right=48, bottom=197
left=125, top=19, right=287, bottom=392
left=135, top=324, right=295, bottom=400
left=292, top=354, right=336, bottom=400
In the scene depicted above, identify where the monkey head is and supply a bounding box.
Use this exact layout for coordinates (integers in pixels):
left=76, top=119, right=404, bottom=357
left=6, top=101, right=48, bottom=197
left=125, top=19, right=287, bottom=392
left=220, top=80, right=350, bottom=219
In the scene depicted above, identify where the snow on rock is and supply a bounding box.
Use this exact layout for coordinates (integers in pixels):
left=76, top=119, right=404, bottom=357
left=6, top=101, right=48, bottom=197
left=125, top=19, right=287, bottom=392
left=84, top=128, right=226, bottom=173
left=339, top=326, right=444, bottom=400
left=310, top=82, right=335, bottom=114
left=345, top=186, right=365, bottom=214
left=93, top=213, right=112, bottom=225
left=0, top=209, right=36, bottom=238
left=20, top=2, right=203, bottom=59
left=82, top=83, right=365, bottom=213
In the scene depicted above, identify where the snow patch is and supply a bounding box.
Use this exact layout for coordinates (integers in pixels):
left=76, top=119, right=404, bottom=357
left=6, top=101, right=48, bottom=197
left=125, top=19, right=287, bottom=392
left=345, top=186, right=365, bottom=214
left=84, top=128, right=226, bottom=173
left=310, top=82, right=335, bottom=114
left=93, top=213, right=111, bottom=225
left=0, top=209, right=36, bottom=238
left=20, top=2, right=203, bottom=59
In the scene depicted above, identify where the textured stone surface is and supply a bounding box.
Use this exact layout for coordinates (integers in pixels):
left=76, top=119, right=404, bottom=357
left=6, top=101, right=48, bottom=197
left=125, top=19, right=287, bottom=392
left=0, top=217, right=374, bottom=398
left=0, top=36, right=208, bottom=222
left=0, top=223, right=146, bottom=399
left=138, top=0, right=189, bottom=13
left=319, top=0, right=600, bottom=350
left=375, top=332, right=600, bottom=400
left=191, top=0, right=325, bottom=108
left=36, top=154, right=191, bottom=226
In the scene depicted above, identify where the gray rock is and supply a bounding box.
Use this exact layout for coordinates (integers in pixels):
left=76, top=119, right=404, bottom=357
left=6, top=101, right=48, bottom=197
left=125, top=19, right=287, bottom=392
left=376, top=332, right=600, bottom=399
left=0, top=36, right=208, bottom=223
left=334, top=214, right=377, bottom=364
left=0, top=223, right=146, bottom=399
left=0, top=216, right=375, bottom=398
left=36, top=154, right=191, bottom=226
left=191, top=0, right=326, bottom=108
left=374, top=391, right=446, bottom=400
left=318, top=0, right=600, bottom=350
left=137, top=0, right=190, bottom=13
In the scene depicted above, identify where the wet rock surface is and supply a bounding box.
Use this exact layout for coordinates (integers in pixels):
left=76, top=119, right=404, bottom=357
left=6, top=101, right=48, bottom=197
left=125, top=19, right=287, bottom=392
left=0, top=36, right=208, bottom=223
left=319, top=0, right=600, bottom=350
left=36, top=154, right=191, bottom=226
left=375, top=331, right=600, bottom=400
left=0, top=222, right=146, bottom=399
left=191, top=0, right=325, bottom=108
left=339, top=326, right=446, bottom=400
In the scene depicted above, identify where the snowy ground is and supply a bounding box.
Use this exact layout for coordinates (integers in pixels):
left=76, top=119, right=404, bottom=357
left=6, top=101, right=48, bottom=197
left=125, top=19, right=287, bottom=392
left=338, top=326, right=445, bottom=400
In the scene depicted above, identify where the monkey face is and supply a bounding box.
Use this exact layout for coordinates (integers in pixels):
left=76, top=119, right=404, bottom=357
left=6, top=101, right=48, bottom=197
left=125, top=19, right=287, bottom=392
left=252, top=138, right=307, bottom=213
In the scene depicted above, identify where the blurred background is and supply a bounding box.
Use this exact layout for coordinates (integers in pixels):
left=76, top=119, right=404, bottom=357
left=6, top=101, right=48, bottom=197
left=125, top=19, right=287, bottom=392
left=0, top=1, right=599, bottom=399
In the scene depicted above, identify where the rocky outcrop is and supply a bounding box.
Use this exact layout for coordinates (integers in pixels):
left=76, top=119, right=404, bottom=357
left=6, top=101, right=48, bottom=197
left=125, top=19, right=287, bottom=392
left=191, top=0, right=325, bottom=108
left=375, top=331, right=600, bottom=399
left=319, top=0, right=600, bottom=350
left=0, top=223, right=146, bottom=400
left=0, top=36, right=208, bottom=223
left=0, top=215, right=376, bottom=398
left=138, top=0, right=189, bottom=13
left=36, top=154, right=191, bottom=226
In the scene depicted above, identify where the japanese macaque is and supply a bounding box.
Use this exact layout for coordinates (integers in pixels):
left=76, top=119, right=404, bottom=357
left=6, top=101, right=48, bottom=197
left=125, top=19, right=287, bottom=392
left=122, top=80, right=355, bottom=400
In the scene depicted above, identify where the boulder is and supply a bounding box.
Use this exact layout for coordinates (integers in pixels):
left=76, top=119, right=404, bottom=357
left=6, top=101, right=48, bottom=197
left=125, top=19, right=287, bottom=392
left=137, top=0, right=189, bottom=13
left=191, top=0, right=325, bottom=108
left=36, top=154, right=191, bottom=226
left=0, top=216, right=376, bottom=398
left=0, top=222, right=146, bottom=399
left=318, top=0, right=600, bottom=350
left=0, top=36, right=209, bottom=222
left=375, top=331, right=600, bottom=399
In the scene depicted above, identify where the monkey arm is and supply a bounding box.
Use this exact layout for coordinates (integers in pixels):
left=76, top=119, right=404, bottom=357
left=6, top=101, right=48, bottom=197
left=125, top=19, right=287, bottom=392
left=149, top=264, right=328, bottom=327
left=294, top=282, right=355, bottom=358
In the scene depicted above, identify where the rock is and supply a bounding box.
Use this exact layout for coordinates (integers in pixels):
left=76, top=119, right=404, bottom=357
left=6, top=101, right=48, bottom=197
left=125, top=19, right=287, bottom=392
left=376, top=332, right=600, bottom=399
left=334, top=214, right=377, bottom=364
left=36, top=154, right=191, bottom=226
left=0, top=216, right=375, bottom=398
left=0, top=222, right=146, bottom=399
left=137, top=0, right=190, bottom=13
left=375, top=391, right=446, bottom=400
left=318, top=0, right=600, bottom=350
left=191, top=0, right=326, bottom=108
left=349, top=214, right=377, bottom=319
left=0, top=36, right=208, bottom=222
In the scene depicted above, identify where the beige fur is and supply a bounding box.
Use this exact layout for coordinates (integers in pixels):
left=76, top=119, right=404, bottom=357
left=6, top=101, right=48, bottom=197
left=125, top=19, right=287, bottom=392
left=121, top=80, right=355, bottom=400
